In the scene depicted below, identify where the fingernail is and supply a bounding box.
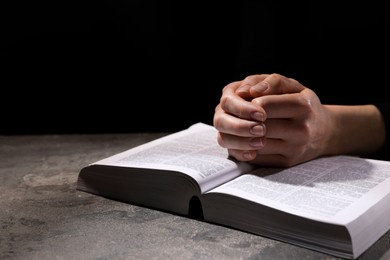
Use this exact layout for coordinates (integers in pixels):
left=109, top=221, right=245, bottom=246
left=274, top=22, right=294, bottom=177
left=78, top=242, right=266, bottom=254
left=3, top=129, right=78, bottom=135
left=243, top=151, right=255, bottom=160
left=251, top=81, right=269, bottom=95
left=251, top=112, right=266, bottom=122
left=250, top=125, right=264, bottom=136
left=249, top=137, right=263, bottom=148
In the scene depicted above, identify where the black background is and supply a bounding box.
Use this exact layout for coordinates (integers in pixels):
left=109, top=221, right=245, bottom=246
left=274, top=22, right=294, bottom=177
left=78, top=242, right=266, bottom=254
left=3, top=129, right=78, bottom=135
left=1, top=1, right=243, bottom=134
left=2, top=1, right=389, bottom=134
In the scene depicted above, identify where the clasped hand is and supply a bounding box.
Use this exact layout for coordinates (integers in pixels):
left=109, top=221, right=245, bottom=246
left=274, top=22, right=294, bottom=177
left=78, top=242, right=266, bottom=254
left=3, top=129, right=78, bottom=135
left=213, top=73, right=334, bottom=167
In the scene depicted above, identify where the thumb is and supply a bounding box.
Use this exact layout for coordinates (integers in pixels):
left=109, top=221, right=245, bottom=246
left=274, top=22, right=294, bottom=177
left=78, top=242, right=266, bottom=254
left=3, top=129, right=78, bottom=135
left=250, top=73, right=306, bottom=97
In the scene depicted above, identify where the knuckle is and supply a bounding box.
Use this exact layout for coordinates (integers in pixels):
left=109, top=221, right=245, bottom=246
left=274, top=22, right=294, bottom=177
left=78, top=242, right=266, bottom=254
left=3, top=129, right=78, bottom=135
left=219, top=95, right=231, bottom=110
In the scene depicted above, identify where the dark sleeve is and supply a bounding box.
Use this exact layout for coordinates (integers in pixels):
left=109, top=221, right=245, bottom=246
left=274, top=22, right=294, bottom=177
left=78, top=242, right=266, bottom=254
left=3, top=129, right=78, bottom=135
left=369, top=103, right=390, bottom=160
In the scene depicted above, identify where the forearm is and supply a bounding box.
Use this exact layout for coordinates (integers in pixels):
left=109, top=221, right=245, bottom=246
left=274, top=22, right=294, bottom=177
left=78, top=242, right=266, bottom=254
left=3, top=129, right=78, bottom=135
left=325, top=104, right=386, bottom=157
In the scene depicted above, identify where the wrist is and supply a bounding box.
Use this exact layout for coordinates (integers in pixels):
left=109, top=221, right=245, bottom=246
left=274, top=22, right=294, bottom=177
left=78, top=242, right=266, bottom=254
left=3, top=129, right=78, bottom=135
left=324, top=104, right=386, bottom=157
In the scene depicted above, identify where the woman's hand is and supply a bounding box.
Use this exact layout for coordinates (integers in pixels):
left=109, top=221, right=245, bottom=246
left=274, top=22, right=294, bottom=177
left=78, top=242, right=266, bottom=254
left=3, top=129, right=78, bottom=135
left=214, top=73, right=335, bottom=167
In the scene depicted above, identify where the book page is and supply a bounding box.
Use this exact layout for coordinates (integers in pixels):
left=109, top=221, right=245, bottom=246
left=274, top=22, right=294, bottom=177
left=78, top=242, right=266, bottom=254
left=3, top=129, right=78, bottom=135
left=206, top=155, right=390, bottom=224
left=92, top=122, right=253, bottom=193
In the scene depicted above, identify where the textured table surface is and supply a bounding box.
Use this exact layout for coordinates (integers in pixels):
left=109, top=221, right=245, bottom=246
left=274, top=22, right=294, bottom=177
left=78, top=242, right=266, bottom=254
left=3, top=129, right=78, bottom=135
left=1, top=133, right=390, bottom=260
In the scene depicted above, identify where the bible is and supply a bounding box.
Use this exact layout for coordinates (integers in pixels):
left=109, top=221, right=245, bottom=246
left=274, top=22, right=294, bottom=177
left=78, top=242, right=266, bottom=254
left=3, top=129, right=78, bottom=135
left=76, top=122, right=390, bottom=259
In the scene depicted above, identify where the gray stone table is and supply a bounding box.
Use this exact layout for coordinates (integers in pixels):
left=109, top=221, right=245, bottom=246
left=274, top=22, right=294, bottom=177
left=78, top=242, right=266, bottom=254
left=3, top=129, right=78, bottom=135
left=1, top=133, right=390, bottom=260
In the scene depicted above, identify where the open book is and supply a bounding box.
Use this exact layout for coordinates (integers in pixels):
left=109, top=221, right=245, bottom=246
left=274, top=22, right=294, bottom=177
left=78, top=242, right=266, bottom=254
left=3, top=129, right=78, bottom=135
left=77, top=122, right=390, bottom=259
